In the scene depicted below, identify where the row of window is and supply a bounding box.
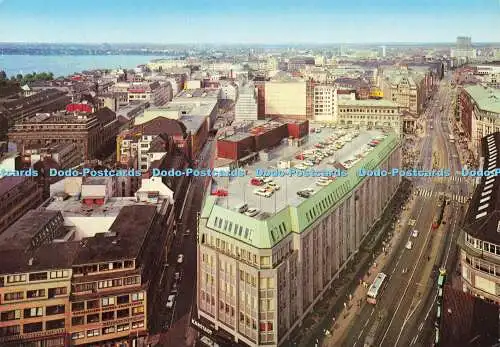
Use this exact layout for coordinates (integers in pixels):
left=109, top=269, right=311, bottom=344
left=4, top=270, right=70, bottom=285
left=305, top=184, right=349, bottom=224
left=0, top=319, right=65, bottom=337
left=340, top=108, right=397, bottom=114
left=212, top=216, right=253, bottom=240
left=71, top=321, right=144, bottom=340
left=4, top=287, right=67, bottom=302
left=465, top=233, right=500, bottom=257
left=71, top=292, right=144, bottom=312
left=73, top=275, right=140, bottom=293
left=71, top=306, right=144, bottom=325
left=1, top=305, right=65, bottom=322
left=73, top=260, right=134, bottom=275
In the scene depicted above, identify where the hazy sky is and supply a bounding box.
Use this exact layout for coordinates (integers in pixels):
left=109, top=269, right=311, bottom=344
left=0, top=0, right=498, bottom=43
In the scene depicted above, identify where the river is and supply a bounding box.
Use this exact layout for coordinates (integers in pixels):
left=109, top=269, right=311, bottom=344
left=0, top=54, right=168, bottom=77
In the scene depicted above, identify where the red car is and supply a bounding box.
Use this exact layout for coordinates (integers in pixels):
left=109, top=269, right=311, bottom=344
left=295, top=154, right=305, bottom=160
left=250, top=178, right=264, bottom=186
left=212, top=189, right=228, bottom=197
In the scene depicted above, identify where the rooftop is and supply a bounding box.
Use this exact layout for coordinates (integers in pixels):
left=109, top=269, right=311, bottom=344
left=440, top=285, right=499, bottom=347
left=463, top=132, right=500, bottom=244
left=464, top=85, right=500, bottom=115
left=46, top=196, right=139, bottom=219
left=73, top=205, right=157, bottom=264
left=202, top=124, right=400, bottom=248
left=176, top=88, right=220, bottom=99
left=179, top=115, right=206, bottom=133
left=0, top=176, right=26, bottom=196
left=338, top=99, right=401, bottom=108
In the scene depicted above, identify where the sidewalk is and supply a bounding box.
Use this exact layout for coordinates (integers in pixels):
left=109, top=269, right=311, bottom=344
left=323, top=196, right=417, bottom=346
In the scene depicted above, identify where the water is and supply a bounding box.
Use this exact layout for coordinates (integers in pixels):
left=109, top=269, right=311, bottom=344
left=0, top=55, right=168, bottom=78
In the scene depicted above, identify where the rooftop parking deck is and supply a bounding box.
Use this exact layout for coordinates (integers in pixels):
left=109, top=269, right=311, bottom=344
left=214, top=124, right=388, bottom=216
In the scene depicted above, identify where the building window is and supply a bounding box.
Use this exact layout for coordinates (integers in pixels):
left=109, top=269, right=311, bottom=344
left=7, top=274, right=26, bottom=284
left=49, top=270, right=66, bottom=279
left=23, top=307, right=43, bottom=318
left=27, top=289, right=45, bottom=299
left=46, top=319, right=65, bottom=330
left=101, top=297, right=115, bottom=306
left=4, top=292, right=23, bottom=301
left=71, top=302, right=84, bottom=312
left=102, top=326, right=115, bottom=335
left=102, top=311, right=114, bottom=321
left=131, top=292, right=144, bottom=301
left=86, top=314, right=99, bottom=324
left=1, top=310, right=21, bottom=322
left=132, top=321, right=144, bottom=329
left=72, top=331, right=85, bottom=340
left=117, top=294, right=130, bottom=305
left=87, top=329, right=99, bottom=337
left=71, top=316, right=84, bottom=326
left=48, top=287, right=67, bottom=298
left=46, top=305, right=65, bottom=316
left=23, top=322, right=43, bottom=333
left=117, top=308, right=130, bottom=319
left=87, top=299, right=99, bottom=310
left=132, top=306, right=144, bottom=316
left=29, top=272, right=48, bottom=281
left=0, top=325, right=20, bottom=337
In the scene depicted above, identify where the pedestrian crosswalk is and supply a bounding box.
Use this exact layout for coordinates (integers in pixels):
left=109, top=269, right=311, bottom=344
left=449, top=175, right=469, bottom=183
left=414, top=189, right=469, bottom=204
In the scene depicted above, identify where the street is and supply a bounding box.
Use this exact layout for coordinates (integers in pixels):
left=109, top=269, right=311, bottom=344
left=155, top=133, right=217, bottom=346
left=340, top=75, right=471, bottom=347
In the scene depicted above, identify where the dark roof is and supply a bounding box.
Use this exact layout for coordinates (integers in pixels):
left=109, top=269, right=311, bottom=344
left=148, top=135, right=170, bottom=153
left=463, top=132, right=500, bottom=244
left=93, top=106, right=116, bottom=124
left=440, top=285, right=499, bottom=347
left=73, top=205, right=157, bottom=265
left=0, top=242, right=80, bottom=275
left=0, top=210, right=63, bottom=251
left=0, top=176, right=26, bottom=197
left=134, top=117, right=187, bottom=137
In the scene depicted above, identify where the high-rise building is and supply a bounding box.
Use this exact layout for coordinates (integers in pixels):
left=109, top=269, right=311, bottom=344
left=194, top=129, right=402, bottom=346
left=235, top=85, right=258, bottom=121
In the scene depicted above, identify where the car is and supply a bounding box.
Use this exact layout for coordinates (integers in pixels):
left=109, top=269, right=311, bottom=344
left=254, top=189, right=273, bottom=197
left=177, top=254, right=184, bottom=264
left=214, top=189, right=228, bottom=197
left=405, top=241, right=413, bottom=250
left=297, top=191, right=311, bottom=198
left=244, top=208, right=260, bottom=217
left=315, top=129, right=322, bottom=133
left=303, top=160, right=314, bottom=167
left=263, top=177, right=273, bottom=183
left=295, top=154, right=305, bottom=160
left=267, top=182, right=280, bottom=190
left=316, top=179, right=330, bottom=186
left=166, top=294, right=176, bottom=309
left=412, top=230, right=419, bottom=238
left=250, top=178, right=264, bottom=186
left=295, top=164, right=307, bottom=170
left=304, top=188, right=315, bottom=194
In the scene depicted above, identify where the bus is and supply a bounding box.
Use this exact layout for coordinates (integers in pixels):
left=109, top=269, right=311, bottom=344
left=449, top=134, right=455, bottom=143
left=437, top=268, right=447, bottom=288
left=367, top=273, right=388, bottom=304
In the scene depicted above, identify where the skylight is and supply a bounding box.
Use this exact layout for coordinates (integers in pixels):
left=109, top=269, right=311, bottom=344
left=476, top=211, right=487, bottom=219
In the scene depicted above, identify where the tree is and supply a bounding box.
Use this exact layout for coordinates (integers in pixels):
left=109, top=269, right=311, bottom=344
left=0, top=70, right=6, bottom=81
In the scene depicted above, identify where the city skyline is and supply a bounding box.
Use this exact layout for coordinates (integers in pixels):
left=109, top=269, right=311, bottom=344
left=0, top=0, right=498, bottom=44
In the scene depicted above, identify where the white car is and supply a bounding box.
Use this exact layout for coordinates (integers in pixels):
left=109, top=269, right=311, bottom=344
left=166, top=294, right=176, bottom=309
left=405, top=241, right=413, bottom=250
left=177, top=254, right=184, bottom=264
left=303, top=160, right=314, bottom=167
left=263, top=177, right=273, bottom=183
left=295, top=164, right=307, bottom=170
left=254, top=188, right=273, bottom=197
left=244, top=208, right=260, bottom=217
left=316, top=179, right=330, bottom=186
left=412, top=230, right=419, bottom=238
left=267, top=182, right=281, bottom=190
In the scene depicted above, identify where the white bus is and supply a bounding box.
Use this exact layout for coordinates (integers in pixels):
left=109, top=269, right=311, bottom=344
left=367, top=273, right=388, bottom=304
left=449, top=135, right=455, bottom=143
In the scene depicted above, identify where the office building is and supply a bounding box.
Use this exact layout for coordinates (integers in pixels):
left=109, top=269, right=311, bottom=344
left=458, top=85, right=500, bottom=155
left=235, top=85, right=258, bottom=121
left=194, top=127, right=402, bottom=346
left=8, top=107, right=119, bottom=161
left=459, top=132, right=500, bottom=304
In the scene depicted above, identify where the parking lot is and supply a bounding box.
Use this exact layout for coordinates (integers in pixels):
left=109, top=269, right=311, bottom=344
left=215, top=125, right=386, bottom=216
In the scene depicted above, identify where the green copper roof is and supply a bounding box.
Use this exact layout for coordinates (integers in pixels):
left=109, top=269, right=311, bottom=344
left=200, top=133, right=400, bottom=249
left=464, top=85, right=500, bottom=115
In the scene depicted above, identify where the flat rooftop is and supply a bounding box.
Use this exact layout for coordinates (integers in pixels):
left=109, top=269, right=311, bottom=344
left=215, top=125, right=387, bottom=216
left=46, top=197, right=139, bottom=218
left=176, top=88, right=220, bottom=99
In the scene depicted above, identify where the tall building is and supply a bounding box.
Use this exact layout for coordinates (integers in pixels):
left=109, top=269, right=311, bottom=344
left=451, top=36, right=477, bottom=61
left=8, top=108, right=119, bottom=160
left=262, top=78, right=315, bottom=120
left=194, top=129, right=402, bottom=346
left=459, top=132, right=500, bottom=304
left=235, top=85, right=258, bottom=121
left=313, top=85, right=337, bottom=122
left=458, top=85, right=500, bottom=155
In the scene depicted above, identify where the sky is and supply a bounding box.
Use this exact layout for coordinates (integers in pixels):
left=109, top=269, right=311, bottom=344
left=0, top=0, right=499, bottom=44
